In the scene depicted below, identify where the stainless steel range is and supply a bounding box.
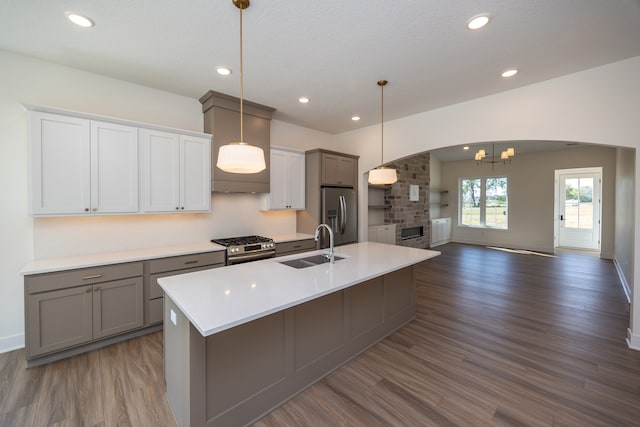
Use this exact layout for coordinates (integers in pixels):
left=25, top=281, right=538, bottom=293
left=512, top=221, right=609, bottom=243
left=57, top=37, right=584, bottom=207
left=211, top=235, right=276, bottom=265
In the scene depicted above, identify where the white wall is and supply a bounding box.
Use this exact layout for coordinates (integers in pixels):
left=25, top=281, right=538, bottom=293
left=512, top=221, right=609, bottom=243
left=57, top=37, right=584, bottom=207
left=331, top=57, right=640, bottom=349
left=615, top=148, right=635, bottom=305
left=440, top=146, right=616, bottom=256
left=0, top=50, right=332, bottom=351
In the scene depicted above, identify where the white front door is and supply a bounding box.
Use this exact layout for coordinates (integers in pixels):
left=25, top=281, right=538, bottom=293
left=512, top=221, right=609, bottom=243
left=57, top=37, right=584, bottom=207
left=555, top=168, right=601, bottom=251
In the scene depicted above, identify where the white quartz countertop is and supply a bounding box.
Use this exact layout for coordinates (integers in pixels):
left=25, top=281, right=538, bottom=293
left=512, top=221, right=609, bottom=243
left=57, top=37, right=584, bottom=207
left=159, top=242, right=440, bottom=337
left=20, top=242, right=226, bottom=275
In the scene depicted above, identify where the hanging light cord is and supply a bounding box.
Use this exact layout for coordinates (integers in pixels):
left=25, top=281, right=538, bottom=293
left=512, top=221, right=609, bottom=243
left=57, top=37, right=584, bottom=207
left=239, top=4, right=244, bottom=143
left=380, top=82, right=384, bottom=165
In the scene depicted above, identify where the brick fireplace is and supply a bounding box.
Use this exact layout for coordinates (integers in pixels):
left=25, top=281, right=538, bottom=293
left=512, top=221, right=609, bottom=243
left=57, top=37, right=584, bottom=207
left=383, top=152, right=430, bottom=249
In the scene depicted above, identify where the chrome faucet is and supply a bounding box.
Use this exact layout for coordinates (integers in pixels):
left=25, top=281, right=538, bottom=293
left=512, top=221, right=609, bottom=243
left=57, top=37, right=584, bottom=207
left=314, top=223, right=335, bottom=263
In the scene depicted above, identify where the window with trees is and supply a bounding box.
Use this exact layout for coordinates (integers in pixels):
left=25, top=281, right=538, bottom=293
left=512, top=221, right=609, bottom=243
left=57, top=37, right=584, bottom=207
left=460, top=177, right=508, bottom=228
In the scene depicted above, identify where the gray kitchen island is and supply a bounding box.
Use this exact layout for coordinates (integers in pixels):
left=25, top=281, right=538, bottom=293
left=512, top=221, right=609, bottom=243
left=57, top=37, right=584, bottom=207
left=159, top=241, right=440, bottom=427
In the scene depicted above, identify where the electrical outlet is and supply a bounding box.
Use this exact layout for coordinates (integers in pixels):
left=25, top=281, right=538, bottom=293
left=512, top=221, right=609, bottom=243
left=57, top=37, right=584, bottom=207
left=170, top=309, right=177, bottom=326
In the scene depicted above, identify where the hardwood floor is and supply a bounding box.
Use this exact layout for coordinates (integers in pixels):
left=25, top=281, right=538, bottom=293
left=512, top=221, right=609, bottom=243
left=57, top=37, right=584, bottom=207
left=2, top=243, right=639, bottom=426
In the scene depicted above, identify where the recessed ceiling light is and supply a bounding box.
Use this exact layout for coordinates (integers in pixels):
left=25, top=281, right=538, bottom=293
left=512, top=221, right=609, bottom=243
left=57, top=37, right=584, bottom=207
left=501, top=69, right=518, bottom=78
left=351, top=116, right=361, bottom=121
left=216, top=67, right=231, bottom=76
left=463, top=146, right=470, bottom=150
left=467, top=14, right=490, bottom=30
left=66, top=12, right=94, bottom=28
left=298, top=97, right=310, bottom=104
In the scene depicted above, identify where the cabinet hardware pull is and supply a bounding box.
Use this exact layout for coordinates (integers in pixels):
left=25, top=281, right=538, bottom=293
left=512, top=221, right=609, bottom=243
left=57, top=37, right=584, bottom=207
left=85, top=288, right=92, bottom=293
left=184, top=260, right=198, bottom=265
left=293, top=245, right=301, bottom=249
left=82, top=274, right=103, bottom=280
left=94, top=286, right=100, bottom=291
left=176, top=207, right=180, bottom=210
left=92, top=208, right=97, bottom=212
left=181, top=206, right=185, bottom=210
left=84, top=208, right=89, bottom=212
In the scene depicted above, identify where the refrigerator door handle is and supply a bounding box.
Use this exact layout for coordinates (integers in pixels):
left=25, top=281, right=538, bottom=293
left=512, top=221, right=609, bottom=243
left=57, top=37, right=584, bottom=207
left=339, top=196, right=347, bottom=234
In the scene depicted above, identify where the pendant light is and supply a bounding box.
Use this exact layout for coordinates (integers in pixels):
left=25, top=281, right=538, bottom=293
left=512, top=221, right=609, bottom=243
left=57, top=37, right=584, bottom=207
left=368, top=80, right=398, bottom=185
left=216, top=0, right=266, bottom=174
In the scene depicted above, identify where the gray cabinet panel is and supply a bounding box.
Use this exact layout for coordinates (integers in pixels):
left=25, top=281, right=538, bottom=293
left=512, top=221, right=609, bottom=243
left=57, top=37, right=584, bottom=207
left=293, top=292, right=344, bottom=370
left=384, top=267, right=415, bottom=322
left=27, top=285, right=93, bottom=358
left=275, top=239, right=316, bottom=257
left=26, top=262, right=143, bottom=294
left=148, top=298, right=164, bottom=324
left=148, top=252, right=224, bottom=274
left=321, top=153, right=356, bottom=187
left=346, top=277, right=384, bottom=339
left=93, top=277, right=143, bottom=339
left=205, top=312, right=286, bottom=419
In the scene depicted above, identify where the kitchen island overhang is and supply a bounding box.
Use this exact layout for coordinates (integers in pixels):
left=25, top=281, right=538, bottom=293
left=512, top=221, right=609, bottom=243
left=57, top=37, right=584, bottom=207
left=160, top=242, right=440, bottom=427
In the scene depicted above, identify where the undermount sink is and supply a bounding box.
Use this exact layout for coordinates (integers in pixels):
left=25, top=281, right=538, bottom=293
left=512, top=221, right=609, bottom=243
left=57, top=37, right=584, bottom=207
left=279, top=254, right=346, bottom=269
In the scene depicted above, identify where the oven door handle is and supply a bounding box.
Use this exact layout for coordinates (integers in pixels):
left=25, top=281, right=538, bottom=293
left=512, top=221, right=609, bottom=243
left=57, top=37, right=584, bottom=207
left=227, top=251, right=275, bottom=264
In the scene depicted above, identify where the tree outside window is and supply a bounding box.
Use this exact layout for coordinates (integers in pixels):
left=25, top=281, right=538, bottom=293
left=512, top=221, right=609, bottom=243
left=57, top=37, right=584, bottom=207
left=460, top=177, right=508, bottom=229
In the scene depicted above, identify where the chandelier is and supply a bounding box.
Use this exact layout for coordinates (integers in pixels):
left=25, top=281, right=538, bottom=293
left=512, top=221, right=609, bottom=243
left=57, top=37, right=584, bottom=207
left=475, top=143, right=515, bottom=169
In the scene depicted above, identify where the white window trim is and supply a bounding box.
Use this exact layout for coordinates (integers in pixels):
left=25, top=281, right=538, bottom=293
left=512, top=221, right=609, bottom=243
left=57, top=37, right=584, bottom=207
left=459, top=176, right=509, bottom=230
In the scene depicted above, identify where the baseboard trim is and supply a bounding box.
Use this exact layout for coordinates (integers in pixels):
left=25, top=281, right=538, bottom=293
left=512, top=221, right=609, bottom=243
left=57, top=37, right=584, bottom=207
left=626, top=329, right=640, bottom=351
left=613, top=257, right=632, bottom=303
left=0, top=333, right=25, bottom=354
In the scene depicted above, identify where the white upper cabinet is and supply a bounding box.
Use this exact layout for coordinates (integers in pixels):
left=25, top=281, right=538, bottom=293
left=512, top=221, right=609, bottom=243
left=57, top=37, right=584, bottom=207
left=27, top=105, right=211, bottom=216
left=141, top=129, right=211, bottom=213
left=90, top=120, right=139, bottom=214
left=262, top=147, right=305, bottom=210
left=180, top=134, right=211, bottom=212
left=29, top=112, right=137, bottom=215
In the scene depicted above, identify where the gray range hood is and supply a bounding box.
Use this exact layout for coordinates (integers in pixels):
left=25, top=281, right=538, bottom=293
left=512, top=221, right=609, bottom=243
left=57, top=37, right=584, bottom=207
left=199, top=90, right=276, bottom=193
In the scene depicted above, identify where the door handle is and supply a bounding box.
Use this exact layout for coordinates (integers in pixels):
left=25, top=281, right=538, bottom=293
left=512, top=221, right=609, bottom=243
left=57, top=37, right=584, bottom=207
left=339, top=196, right=347, bottom=234
left=560, top=214, right=564, bottom=221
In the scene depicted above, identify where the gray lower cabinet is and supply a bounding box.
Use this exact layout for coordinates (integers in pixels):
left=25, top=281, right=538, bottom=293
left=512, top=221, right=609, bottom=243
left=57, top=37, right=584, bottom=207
left=144, top=251, right=225, bottom=325
left=274, top=239, right=316, bottom=257
left=25, top=262, right=144, bottom=361
left=164, top=266, right=415, bottom=427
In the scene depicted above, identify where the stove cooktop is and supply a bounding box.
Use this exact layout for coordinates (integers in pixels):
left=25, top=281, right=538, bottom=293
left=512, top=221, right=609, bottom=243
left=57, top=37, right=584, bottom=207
left=211, top=235, right=273, bottom=247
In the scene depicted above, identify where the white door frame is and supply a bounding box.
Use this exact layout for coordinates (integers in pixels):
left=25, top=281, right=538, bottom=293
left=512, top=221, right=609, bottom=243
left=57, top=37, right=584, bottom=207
left=554, top=167, right=602, bottom=252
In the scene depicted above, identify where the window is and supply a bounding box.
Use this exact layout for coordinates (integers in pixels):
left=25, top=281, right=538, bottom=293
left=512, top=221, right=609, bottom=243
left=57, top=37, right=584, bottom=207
left=460, top=177, right=508, bottom=228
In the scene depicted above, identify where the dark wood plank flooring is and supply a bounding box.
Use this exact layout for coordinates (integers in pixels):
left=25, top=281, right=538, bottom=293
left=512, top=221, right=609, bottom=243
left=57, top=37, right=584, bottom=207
left=2, top=243, right=639, bottom=426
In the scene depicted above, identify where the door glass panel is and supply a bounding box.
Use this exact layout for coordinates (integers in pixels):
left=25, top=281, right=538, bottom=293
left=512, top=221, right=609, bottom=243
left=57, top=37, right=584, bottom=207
left=564, top=177, right=593, bottom=229
left=460, top=178, right=481, bottom=226
left=485, top=177, right=508, bottom=228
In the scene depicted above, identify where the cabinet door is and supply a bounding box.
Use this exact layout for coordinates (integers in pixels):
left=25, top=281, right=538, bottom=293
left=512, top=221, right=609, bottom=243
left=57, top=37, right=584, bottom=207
left=27, top=285, right=93, bottom=357
left=141, top=129, right=180, bottom=212
left=180, top=135, right=211, bottom=212
left=93, top=277, right=143, bottom=339
left=337, top=156, right=355, bottom=187
left=30, top=112, right=91, bottom=215
left=268, top=149, right=289, bottom=209
left=321, top=153, right=355, bottom=187
left=288, top=151, right=306, bottom=209
left=90, top=120, right=139, bottom=214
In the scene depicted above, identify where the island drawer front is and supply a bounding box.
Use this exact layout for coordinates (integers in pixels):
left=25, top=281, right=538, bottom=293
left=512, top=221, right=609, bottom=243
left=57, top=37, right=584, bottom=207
left=275, top=239, right=316, bottom=256
left=148, top=251, right=225, bottom=274
left=26, top=262, right=143, bottom=294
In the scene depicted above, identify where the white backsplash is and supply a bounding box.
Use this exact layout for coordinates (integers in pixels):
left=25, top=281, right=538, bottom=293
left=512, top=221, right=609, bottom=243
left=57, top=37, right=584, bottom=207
left=33, top=193, right=296, bottom=259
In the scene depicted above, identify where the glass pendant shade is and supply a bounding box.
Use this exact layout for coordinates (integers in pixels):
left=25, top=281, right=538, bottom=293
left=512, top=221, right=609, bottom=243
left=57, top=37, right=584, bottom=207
left=217, top=142, right=266, bottom=173
left=368, top=167, right=398, bottom=185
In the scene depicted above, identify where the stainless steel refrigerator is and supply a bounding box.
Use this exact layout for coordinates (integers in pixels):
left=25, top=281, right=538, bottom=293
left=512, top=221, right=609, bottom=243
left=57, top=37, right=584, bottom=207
left=319, top=187, right=357, bottom=248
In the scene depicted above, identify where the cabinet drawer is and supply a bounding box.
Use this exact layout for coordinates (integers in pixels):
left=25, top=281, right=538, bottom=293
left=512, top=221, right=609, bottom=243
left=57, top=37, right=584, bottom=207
left=26, top=262, right=143, bottom=295
left=148, top=264, right=224, bottom=299
left=148, top=251, right=225, bottom=274
left=275, top=239, right=316, bottom=256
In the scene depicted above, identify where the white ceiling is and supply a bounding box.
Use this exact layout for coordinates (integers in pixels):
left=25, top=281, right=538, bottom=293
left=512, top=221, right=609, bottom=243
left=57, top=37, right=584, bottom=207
left=1, top=0, right=639, bottom=135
